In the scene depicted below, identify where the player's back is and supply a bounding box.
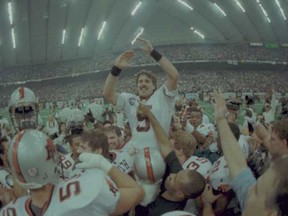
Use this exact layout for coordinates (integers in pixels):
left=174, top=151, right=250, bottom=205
left=1, top=169, right=120, bottom=216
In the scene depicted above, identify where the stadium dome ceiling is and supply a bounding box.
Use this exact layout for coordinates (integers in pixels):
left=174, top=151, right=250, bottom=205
left=0, top=0, right=287, bottom=67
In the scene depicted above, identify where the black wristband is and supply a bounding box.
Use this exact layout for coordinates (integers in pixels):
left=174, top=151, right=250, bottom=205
left=150, top=49, right=163, bottom=62
left=111, top=65, right=122, bottom=77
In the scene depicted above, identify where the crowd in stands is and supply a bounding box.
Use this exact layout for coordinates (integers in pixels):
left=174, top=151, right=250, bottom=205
left=0, top=68, right=287, bottom=108
left=0, top=43, right=287, bottom=83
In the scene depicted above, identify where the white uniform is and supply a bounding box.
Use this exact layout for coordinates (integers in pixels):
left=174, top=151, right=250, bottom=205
left=182, top=156, right=212, bottom=215
left=238, top=135, right=250, bottom=159
left=0, top=169, right=119, bottom=216
left=59, top=153, right=75, bottom=179
left=109, top=150, right=134, bottom=174
left=117, top=85, right=177, bottom=150
left=182, top=156, right=212, bottom=179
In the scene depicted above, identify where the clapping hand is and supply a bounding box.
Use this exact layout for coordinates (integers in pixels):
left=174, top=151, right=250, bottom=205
left=137, top=38, right=153, bottom=54
left=114, top=50, right=134, bottom=69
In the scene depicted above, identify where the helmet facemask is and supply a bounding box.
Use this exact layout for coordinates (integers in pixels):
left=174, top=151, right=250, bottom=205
left=9, top=103, right=39, bottom=132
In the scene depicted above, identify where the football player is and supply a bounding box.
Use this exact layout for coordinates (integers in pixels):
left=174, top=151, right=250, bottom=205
left=102, top=38, right=179, bottom=151
left=1, top=129, right=144, bottom=215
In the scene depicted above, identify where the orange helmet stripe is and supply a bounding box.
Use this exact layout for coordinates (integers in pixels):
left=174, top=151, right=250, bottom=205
left=144, top=147, right=155, bottom=183
left=12, top=130, right=26, bottom=183
left=19, top=87, right=25, bottom=99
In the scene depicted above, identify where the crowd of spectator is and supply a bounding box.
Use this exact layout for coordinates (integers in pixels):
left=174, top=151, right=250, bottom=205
left=0, top=68, right=287, bottom=108
left=0, top=43, right=287, bottom=83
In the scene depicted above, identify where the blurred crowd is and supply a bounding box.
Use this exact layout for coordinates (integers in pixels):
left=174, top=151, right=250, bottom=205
left=0, top=68, right=287, bottom=108
left=0, top=43, right=287, bottom=83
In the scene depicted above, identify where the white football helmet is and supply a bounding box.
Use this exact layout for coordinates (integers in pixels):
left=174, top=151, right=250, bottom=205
left=134, top=148, right=165, bottom=184
left=56, top=107, right=72, bottom=124
left=7, top=129, right=58, bottom=189
left=8, top=87, right=39, bottom=132
left=209, top=156, right=231, bottom=193
left=182, top=156, right=212, bottom=179
left=66, top=108, right=85, bottom=135
left=162, top=211, right=196, bottom=216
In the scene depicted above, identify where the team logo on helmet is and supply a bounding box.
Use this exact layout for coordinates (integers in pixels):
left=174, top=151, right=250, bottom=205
left=27, top=168, right=39, bottom=177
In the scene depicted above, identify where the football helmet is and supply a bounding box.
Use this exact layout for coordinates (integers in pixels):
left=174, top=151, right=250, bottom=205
left=66, top=108, right=85, bottom=135
left=56, top=107, right=72, bottom=124
left=134, top=148, right=165, bottom=184
left=7, top=129, right=58, bottom=189
left=209, top=156, right=231, bottom=193
left=162, top=211, right=196, bottom=216
left=8, top=87, right=39, bottom=132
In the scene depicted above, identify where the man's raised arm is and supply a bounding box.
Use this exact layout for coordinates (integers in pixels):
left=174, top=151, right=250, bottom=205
left=137, top=38, right=179, bottom=91
left=102, top=50, right=134, bottom=105
left=213, top=90, right=248, bottom=178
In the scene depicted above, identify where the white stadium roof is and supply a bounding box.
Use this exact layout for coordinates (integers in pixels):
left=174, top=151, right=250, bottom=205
left=0, top=0, right=287, bottom=66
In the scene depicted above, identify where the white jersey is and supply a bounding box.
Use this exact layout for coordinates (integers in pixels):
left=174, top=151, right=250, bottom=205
left=0, top=168, right=13, bottom=189
left=238, top=135, right=250, bottom=159
left=182, top=156, right=212, bottom=179
left=109, top=150, right=134, bottom=174
left=182, top=156, right=212, bottom=214
left=59, top=153, right=76, bottom=179
left=0, top=169, right=119, bottom=216
left=115, top=111, right=125, bottom=129
left=117, top=85, right=177, bottom=150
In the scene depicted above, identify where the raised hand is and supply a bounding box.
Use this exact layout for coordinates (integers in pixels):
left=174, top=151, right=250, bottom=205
left=213, top=90, right=228, bottom=122
left=136, top=37, right=153, bottom=54
left=114, top=50, right=134, bottom=69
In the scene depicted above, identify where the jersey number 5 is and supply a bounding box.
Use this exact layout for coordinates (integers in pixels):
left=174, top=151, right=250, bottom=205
left=59, top=181, right=81, bottom=202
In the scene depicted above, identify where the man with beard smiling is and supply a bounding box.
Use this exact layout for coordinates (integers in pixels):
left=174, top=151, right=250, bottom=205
left=103, top=38, right=179, bottom=151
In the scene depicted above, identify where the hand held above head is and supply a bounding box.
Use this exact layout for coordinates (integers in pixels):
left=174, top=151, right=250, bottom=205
left=136, top=37, right=154, bottom=54
left=212, top=90, right=228, bottom=122
left=114, top=50, right=134, bottom=70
